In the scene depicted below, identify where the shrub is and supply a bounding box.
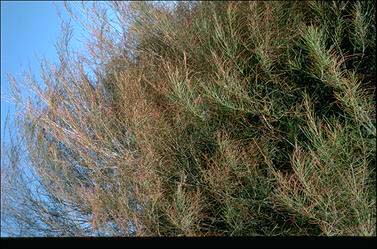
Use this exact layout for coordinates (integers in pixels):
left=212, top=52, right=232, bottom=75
left=2, top=1, right=375, bottom=236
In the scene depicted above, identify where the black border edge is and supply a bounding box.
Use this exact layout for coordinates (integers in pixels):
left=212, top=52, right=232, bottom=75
left=1, top=236, right=376, bottom=249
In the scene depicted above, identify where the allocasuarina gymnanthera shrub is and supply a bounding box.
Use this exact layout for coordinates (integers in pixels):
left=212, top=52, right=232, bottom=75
left=2, top=1, right=375, bottom=236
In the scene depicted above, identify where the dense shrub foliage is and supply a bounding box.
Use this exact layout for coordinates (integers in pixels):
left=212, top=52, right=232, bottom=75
left=2, top=1, right=376, bottom=236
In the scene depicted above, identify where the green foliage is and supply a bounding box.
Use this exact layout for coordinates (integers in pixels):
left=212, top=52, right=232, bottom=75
left=3, top=1, right=375, bottom=236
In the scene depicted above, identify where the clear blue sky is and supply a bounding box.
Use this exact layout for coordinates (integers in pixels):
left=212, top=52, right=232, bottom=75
left=0, top=1, right=84, bottom=237
left=1, top=1, right=84, bottom=148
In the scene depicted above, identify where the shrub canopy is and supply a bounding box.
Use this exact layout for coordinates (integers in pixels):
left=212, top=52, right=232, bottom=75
left=2, top=1, right=376, bottom=236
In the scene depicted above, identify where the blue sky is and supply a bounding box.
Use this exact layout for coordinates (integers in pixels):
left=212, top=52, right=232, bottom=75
left=1, top=1, right=85, bottom=148
left=0, top=1, right=84, bottom=237
left=1, top=1, right=175, bottom=237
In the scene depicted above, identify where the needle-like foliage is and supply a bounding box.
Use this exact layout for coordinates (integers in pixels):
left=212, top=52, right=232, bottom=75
left=2, top=1, right=375, bottom=236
